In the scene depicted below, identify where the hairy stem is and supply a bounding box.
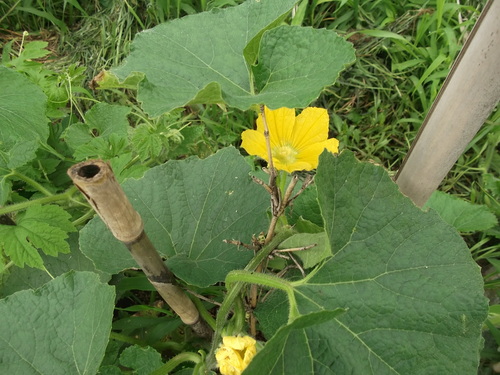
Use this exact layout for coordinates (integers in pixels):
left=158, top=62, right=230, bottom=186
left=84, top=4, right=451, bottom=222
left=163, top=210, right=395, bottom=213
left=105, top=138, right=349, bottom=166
left=150, top=352, right=202, bottom=375
left=207, top=228, right=294, bottom=369
left=0, top=187, right=78, bottom=216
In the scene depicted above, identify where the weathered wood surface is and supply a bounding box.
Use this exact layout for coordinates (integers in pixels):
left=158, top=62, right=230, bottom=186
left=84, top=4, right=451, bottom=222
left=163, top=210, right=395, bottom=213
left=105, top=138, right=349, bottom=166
left=395, top=0, right=500, bottom=206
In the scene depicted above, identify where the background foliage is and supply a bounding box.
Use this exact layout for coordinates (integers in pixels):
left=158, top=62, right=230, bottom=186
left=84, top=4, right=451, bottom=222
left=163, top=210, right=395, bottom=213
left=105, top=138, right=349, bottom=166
left=0, top=0, right=498, bottom=373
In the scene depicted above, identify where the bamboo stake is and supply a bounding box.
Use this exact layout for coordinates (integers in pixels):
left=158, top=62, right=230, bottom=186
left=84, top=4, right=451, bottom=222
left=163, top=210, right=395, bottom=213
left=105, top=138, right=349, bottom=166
left=68, top=160, right=211, bottom=338
left=395, top=0, right=500, bottom=207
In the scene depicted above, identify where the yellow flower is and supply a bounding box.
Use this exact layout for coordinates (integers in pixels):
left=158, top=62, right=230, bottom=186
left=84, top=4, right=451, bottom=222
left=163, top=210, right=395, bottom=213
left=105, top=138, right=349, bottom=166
left=241, top=106, right=339, bottom=173
left=215, top=335, right=257, bottom=375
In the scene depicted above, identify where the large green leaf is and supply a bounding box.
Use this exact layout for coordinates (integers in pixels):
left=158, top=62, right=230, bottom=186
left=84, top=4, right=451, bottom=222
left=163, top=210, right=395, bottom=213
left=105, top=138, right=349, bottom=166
left=0, top=271, right=115, bottom=375
left=80, top=147, right=269, bottom=287
left=113, top=0, right=355, bottom=116
left=257, top=151, right=487, bottom=374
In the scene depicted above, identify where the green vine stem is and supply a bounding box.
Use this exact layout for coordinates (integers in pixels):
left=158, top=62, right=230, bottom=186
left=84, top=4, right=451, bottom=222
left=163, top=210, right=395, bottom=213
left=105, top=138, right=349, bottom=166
left=190, top=294, right=217, bottom=331
left=149, top=352, right=202, bottom=375
left=0, top=186, right=82, bottom=216
left=226, top=270, right=300, bottom=322
left=206, top=228, right=294, bottom=369
left=109, top=331, right=147, bottom=346
left=10, top=170, right=54, bottom=197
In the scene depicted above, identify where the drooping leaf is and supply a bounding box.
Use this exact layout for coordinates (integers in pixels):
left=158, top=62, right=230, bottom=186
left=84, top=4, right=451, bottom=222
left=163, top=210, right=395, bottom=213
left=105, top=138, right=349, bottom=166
left=80, top=147, right=269, bottom=287
left=113, top=0, right=355, bottom=116
left=258, top=151, right=487, bottom=373
left=0, top=271, right=115, bottom=375
left=0, top=204, right=76, bottom=269
left=423, top=190, right=498, bottom=232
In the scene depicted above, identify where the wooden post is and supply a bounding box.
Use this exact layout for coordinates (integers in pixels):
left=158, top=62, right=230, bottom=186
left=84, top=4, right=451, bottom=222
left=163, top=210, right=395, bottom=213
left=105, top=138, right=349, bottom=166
left=395, top=0, right=500, bottom=207
left=68, top=160, right=211, bottom=338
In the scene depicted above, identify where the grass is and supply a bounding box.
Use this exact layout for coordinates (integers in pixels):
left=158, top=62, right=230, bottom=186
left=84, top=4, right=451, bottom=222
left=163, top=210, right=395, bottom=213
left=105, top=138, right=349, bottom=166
left=1, top=0, right=499, bottom=371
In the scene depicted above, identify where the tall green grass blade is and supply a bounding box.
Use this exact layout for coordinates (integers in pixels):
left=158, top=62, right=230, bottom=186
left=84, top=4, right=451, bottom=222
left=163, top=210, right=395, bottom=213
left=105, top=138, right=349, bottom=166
left=16, top=6, right=68, bottom=32
left=352, top=29, right=409, bottom=43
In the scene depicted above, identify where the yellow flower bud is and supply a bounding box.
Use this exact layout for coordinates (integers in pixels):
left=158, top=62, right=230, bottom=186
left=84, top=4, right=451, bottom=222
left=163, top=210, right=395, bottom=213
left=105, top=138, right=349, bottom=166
left=215, top=335, right=257, bottom=375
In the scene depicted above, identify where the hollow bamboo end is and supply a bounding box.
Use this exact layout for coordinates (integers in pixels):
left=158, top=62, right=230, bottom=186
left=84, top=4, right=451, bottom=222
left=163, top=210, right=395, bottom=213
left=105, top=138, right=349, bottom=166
left=67, top=159, right=110, bottom=183
left=67, top=159, right=143, bottom=242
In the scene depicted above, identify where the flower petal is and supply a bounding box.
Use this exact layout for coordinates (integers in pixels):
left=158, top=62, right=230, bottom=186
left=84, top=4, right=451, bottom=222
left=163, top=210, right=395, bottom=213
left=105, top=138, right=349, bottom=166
left=241, top=130, right=268, bottom=160
left=216, top=347, right=242, bottom=375
left=296, top=138, right=339, bottom=170
left=216, top=336, right=257, bottom=375
left=293, top=107, right=330, bottom=150
left=257, top=107, right=296, bottom=148
left=273, top=157, right=311, bottom=173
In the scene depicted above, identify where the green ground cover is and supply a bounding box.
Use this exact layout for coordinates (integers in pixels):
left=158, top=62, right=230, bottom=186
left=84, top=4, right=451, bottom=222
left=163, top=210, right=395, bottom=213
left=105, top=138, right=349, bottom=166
left=0, top=0, right=498, bottom=373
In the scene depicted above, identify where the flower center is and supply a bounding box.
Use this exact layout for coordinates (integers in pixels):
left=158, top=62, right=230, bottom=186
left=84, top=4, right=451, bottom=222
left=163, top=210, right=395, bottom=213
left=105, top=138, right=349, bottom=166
left=273, top=144, right=298, bottom=165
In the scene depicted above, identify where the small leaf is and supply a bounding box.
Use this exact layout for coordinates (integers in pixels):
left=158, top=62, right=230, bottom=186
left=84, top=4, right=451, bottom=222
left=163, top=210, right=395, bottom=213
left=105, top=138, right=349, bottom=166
left=24, top=204, right=76, bottom=233
left=109, top=153, right=149, bottom=182
left=0, top=139, right=39, bottom=169
left=63, top=122, right=93, bottom=150
left=288, top=184, right=322, bottom=227
left=278, top=232, right=330, bottom=269
left=0, top=177, right=12, bottom=205
left=131, top=123, right=165, bottom=161
left=119, top=345, right=163, bottom=375
left=169, top=125, right=206, bottom=158
left=423, top=190, right=498, bottom=232
left=17, top=41, right=52, bottom=60
left=63, top=103, right=131, bottom=160
left=0, top=271, right=115, bottom=375
left=0, top=204, right=75, bottom=268
left=91, top=69, right=144, bottom=90
left=84, top=102, right=131, bottom=137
